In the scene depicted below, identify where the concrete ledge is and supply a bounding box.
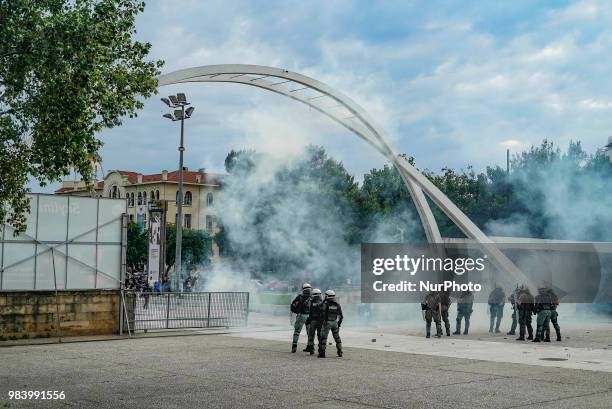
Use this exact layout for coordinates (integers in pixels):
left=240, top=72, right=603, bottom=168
left=0, top=289, right=120, bottom=340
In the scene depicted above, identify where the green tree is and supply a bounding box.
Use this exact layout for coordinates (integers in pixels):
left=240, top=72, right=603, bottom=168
left=358, top=158, right=426, bottom=241
left=126, top=221, right=147, bottom=267
left=165, top=224, right=213, bottom=273
left=0, top=0, right=163, bottom=232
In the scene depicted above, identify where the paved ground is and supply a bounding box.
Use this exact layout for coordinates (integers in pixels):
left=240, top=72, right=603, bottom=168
left=2, top=327, right=612, bottom=409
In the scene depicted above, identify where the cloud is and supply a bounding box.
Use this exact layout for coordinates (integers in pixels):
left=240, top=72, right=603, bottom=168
left=32, top=1, right=612, bottom=193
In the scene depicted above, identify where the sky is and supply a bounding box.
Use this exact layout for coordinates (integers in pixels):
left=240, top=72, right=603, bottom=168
left=36, top=0, right=612, bottom=191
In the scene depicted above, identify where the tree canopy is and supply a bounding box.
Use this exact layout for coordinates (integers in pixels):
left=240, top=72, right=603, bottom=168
left=165, top=224, right=213, bottom=273
left=215, top=140, right=612, bottom=278
left=0, top=0, right=163, bottom=232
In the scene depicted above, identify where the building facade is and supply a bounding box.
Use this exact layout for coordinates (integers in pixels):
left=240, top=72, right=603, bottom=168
left=56, top=168, right=222, bottom=254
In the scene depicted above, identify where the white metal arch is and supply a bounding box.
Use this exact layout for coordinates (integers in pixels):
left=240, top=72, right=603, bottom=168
left=157, top=64, right=530, bottom=284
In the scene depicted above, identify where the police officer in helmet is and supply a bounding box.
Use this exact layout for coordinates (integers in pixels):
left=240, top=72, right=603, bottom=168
left=319, top=290, right=343, bottom=358
left=305, top=288, right=324, bottom=355
left=290, top=283, right=312, bottom=353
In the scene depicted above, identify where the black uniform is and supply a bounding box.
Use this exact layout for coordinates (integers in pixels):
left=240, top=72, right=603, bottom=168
left=516, top=287, right=534, bottom=341
left=422, top=291, right=442, bottom=338
left=306, top=294, right=324, bottom=354
left=319, top=298, right=343, bottom=357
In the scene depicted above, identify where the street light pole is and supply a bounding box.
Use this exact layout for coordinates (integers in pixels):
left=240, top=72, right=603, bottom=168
left=176, top=104, right=185, bottom=292
left=162, top=94, right=195, bottom=292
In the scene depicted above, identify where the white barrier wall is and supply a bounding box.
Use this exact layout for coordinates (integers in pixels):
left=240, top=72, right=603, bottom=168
left=0, top=194, right=126, bottom=290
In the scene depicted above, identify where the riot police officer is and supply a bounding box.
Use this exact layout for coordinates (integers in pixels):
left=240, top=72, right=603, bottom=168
left=319, top=290, right=343, bottom=358
left=439, top=290, right=452, bottom=336
left=545, top=288, right=562, bottom=342
left=515, top=285, right=534, bottom=341
left=533, top=287, right=553, bottom=343
left=305, top=288, right=324, bottom=355
left=422, top=291, right=442, bottom=338
left=453, top=290, right=473, bottom=335
left=507, top=285, right=520, bottom=336
left=290, top=283, right=312, bottom=353
left=487, top=284, right=505, bottom=333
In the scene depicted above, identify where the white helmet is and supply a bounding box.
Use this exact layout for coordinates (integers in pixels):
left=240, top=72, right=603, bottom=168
left=302, top=283, right=312, bottom=290
left=325, top=290, right=336, bottom=298
left=312, top=288, right=321, bottom=296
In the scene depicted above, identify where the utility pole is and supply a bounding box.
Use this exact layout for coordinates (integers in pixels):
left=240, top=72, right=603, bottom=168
left=162, top=94, right=195, bottom=292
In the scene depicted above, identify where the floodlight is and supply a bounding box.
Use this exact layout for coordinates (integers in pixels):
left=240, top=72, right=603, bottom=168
left=161, top=97, right=172, bottom=107
left=168, top=95, right=179, bottom=105
left=174, top=109, right=184, bottom=120
left=185, top=106, right=195, bottom=117
left=163, top=113, right=174, bottom=120
left=176, top=93, right=187, bottom=103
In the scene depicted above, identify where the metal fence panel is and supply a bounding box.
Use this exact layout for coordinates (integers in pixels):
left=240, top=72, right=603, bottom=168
left=124, top=291, right=249, bottom=332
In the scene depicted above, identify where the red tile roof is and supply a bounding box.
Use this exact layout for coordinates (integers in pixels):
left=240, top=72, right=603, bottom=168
left=55, top=169, right=222, bottom=194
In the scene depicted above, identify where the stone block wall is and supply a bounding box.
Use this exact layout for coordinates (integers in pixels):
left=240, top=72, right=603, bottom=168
left=0, top=290, right=120, bottom=340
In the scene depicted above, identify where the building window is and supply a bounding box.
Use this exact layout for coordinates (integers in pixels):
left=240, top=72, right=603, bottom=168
left=150, top=190, right=155, bottom=202
left=143, top=191, right=147, bottom=205
left=206, top=215, right=213, bottom=232
left=184, top=214, right=191, bottom=229
left=137, top=192, right=142, bottom=205
left=129, top=193, right=134, bottom=207
left=207, top=192, right=214, bottom=207
left=111, top=185, right=118, bottom=199
left=184, top=191, right=192, bottom=206
left=129, top=214, right=134, bottom=222
left=155, top=190, right=160, bottom=200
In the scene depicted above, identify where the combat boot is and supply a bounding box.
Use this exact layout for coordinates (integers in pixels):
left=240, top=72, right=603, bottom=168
left=303, top=346, right=313, bottom=353
left=516, top=336, right=525, bottom=341
left=337, top=349, right=343, bottom=358
left=426, top=333, right=431, bottom=338
left=544, top=337, right=551, bottom=342
left=453, top=320, right=461, bottom=335
left=463, top=322, right=470, bottom=335
left=318, top=350, right=326, bottom=358
left=507, top=330, right=515, bottom=335
left=291, top=343, right=297, bottom=353
left=556, top=335, right=562, bottom=342
left=532, top=337, right=541, bottom=343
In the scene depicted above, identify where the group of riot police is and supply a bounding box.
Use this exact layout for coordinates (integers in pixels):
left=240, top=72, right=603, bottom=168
left=290, top=283, right=343, bottom=358
left=506, top=285, right=562, bottom=342
left=421, top=285, right=562, bottom=342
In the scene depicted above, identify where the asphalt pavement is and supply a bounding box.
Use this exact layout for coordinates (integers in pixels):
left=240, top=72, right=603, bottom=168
left=2, top=327, right=612, bottom=409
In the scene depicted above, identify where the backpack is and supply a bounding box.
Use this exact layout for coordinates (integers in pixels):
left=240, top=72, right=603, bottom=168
left=290, top=295, right=305, bottom=314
